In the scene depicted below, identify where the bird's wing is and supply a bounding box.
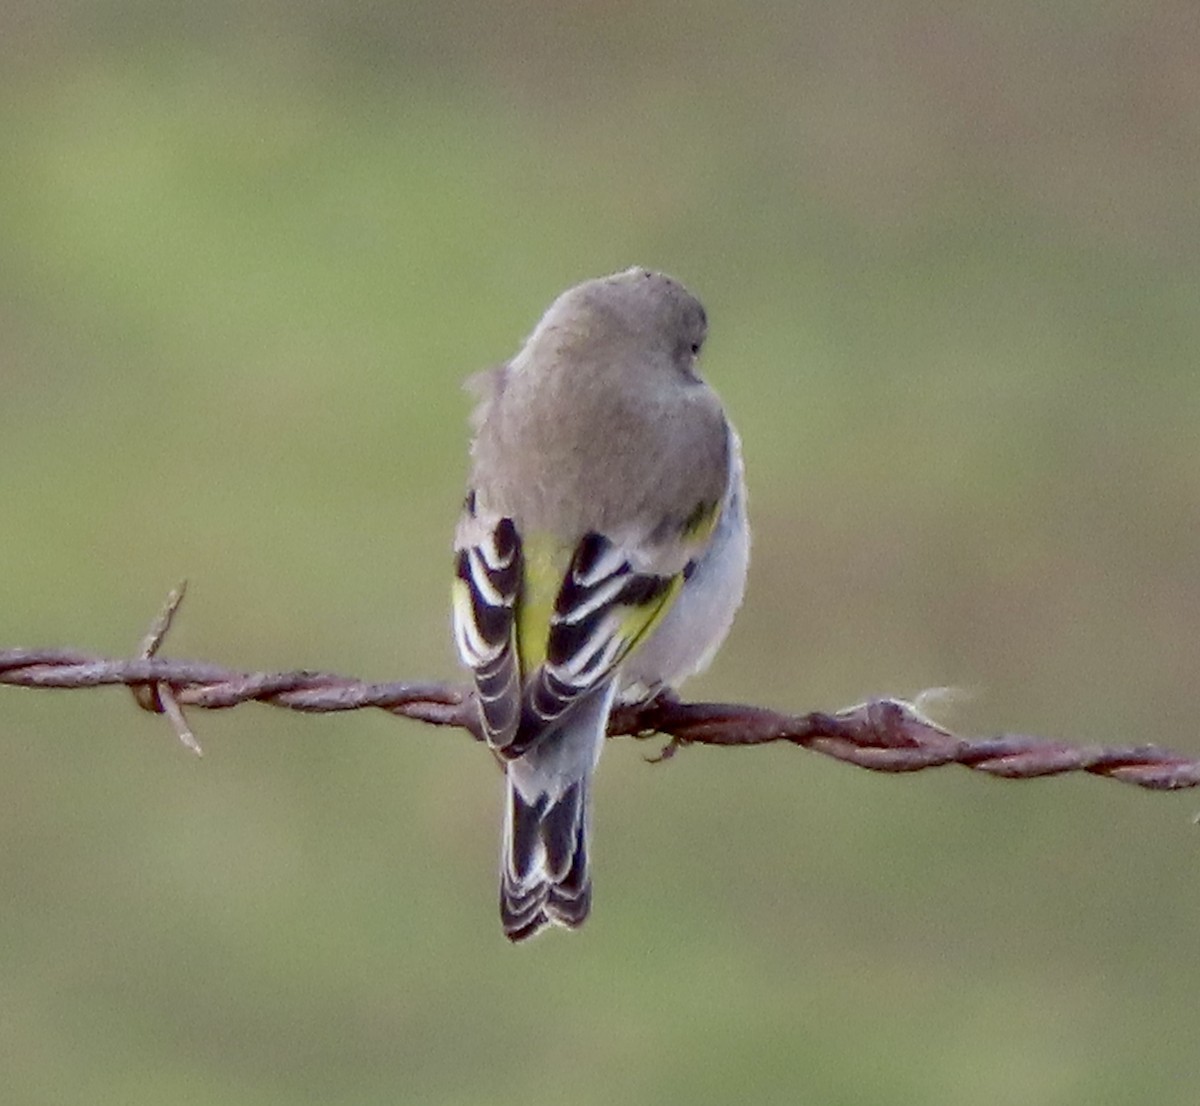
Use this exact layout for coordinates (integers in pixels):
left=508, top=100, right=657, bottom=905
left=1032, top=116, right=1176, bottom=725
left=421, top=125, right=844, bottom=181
left=452, top=500, right=523, bottom=750
left=455, top=496, right=722, bottom=757
left=507, top=530, right=680, bottom=755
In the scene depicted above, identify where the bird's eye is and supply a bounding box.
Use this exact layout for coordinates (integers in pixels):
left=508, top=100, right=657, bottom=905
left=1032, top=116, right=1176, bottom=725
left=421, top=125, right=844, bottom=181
left=690, top=342, right=701, bottom=355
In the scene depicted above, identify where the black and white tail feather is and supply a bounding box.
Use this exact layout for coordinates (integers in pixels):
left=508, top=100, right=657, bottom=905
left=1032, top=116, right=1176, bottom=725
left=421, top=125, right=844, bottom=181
left=499, top=682, right=615, bottom=940
left=502, top=777, right=592, bottom=940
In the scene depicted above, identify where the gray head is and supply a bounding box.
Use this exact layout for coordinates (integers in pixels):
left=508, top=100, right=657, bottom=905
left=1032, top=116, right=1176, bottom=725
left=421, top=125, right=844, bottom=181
left=517, top=267, right=709, bottom=381
left=469, top=267, right=729, bottom=536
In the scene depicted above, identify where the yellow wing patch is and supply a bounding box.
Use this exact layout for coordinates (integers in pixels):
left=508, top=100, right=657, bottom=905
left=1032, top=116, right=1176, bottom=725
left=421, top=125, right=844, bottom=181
left=515, top=534, right=573, bottom=673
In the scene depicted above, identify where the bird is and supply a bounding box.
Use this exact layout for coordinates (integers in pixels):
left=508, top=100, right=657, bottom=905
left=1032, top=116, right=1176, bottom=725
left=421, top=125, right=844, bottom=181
left=452, top=267, right=749, bottom=941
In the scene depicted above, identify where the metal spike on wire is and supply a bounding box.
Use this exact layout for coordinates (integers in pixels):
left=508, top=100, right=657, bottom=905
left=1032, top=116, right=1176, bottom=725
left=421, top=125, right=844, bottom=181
left=2, top=586, right=1200, bottom=793
left=130, top=582, right=201, bottom=755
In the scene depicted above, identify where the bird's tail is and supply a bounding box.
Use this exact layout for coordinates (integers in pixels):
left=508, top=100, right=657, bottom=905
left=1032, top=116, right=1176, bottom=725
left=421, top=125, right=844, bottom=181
left=500, top=771, right=592, bottom=942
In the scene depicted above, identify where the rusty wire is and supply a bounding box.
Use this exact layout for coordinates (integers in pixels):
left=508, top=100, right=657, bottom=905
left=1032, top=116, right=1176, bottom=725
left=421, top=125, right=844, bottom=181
left=1, top=585, right=1198, bottom=792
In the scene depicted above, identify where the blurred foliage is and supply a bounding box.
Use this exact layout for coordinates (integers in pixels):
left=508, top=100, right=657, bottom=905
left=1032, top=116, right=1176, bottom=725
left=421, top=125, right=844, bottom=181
left=2, top=3, right=1199, bottom=1103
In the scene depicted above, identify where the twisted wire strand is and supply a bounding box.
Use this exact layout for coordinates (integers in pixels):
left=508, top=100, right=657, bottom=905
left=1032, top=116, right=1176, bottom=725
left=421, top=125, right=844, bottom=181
left=3, top=640, right=1198, bottom=790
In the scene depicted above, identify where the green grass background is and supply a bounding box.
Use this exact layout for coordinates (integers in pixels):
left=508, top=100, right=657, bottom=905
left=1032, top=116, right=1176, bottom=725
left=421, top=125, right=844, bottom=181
left=2, top=4, right=1200, bottom=1103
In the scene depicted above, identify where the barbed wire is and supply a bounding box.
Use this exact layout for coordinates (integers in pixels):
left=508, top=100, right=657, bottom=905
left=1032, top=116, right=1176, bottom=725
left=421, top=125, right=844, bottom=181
left=2, top=584, right=1198, bottom=792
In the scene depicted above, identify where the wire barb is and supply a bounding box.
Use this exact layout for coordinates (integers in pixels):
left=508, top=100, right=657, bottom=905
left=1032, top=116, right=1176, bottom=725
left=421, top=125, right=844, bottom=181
left=131, top=582, right=201, bottom=754
left=2, top=591, right=1199, bottom=792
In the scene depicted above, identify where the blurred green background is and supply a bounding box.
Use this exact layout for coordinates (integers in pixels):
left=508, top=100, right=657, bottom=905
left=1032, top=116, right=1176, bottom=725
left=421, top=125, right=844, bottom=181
left=2, top=3, right=1199, bottom=1103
